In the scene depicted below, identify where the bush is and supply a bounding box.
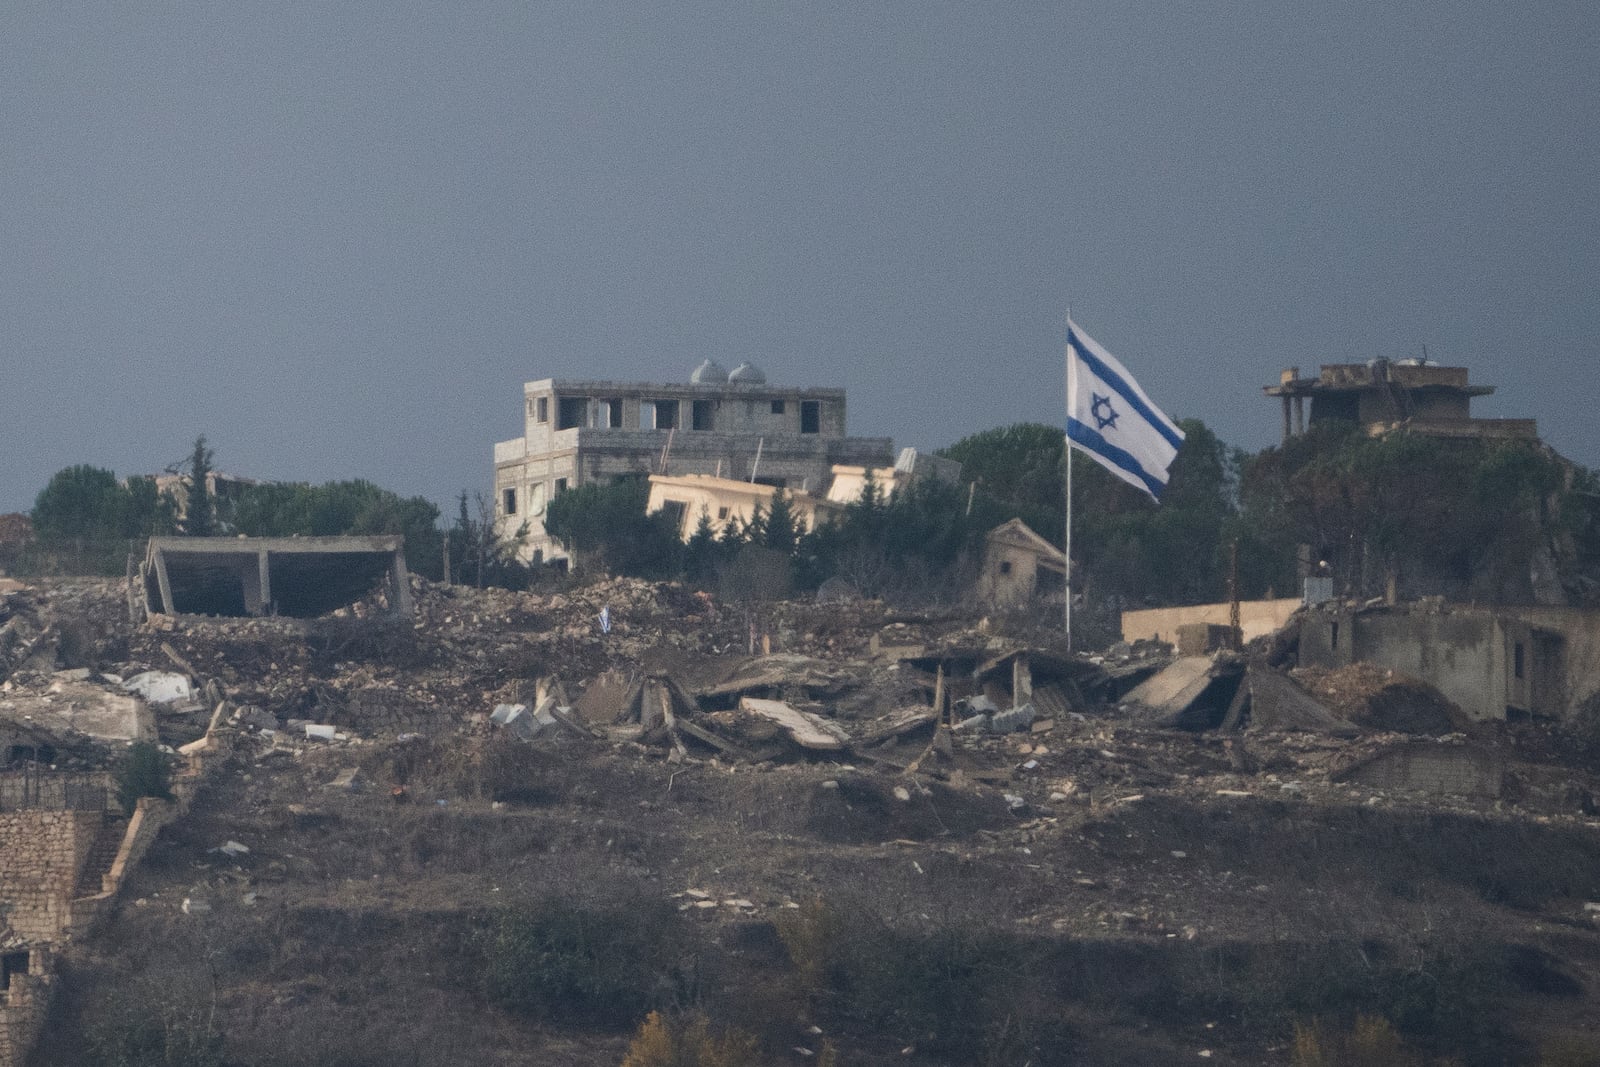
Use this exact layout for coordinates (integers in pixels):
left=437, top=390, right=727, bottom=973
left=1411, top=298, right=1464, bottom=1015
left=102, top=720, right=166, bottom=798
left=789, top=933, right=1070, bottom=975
left=775, top=897, right=1070, bottom=1065
left=1292, top=1015, right=1463, bottom=1067
left=115, top=742, right=173, bottom=815
left=620, top=1011, right=764, bottom=1067
left=480, top=896, right=686, bottom=1028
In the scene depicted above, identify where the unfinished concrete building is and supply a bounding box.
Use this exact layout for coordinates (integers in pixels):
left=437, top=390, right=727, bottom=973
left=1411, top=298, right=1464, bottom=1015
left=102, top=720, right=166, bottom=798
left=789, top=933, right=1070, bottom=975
left=493, top=361, right=894, bottom=564
left=140, top=536, right=412, bottom=618
left=1264, top=360, right=1537, bottom=443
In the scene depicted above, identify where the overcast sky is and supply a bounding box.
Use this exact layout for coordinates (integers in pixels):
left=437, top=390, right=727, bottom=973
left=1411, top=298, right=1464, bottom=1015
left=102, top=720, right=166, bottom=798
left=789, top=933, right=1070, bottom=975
left=4, top=3, right=1597, bottom=515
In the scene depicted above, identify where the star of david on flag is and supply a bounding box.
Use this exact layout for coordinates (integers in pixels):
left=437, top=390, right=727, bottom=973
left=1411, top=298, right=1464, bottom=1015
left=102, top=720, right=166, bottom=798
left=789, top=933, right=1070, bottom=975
left=1066, top=318, right=1185, bottom=502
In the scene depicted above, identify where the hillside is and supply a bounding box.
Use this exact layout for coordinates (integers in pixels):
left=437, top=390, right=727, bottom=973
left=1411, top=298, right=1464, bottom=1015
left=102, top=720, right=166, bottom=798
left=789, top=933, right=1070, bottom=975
left=9, top=576, right=1600, bottom=1066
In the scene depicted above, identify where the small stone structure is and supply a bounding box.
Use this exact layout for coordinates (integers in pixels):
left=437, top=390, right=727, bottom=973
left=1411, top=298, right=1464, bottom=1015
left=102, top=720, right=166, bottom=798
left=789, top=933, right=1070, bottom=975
left=976, top=518, right=1067, bottom=608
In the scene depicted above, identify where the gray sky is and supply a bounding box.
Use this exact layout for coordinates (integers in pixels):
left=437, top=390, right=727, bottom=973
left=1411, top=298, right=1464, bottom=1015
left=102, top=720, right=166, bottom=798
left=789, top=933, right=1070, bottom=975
left=4, top=3, right=1597, bottom=516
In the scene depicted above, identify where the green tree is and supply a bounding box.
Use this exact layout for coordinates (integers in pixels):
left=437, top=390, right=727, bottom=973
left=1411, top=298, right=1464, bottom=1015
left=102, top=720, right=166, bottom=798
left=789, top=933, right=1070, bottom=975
left=543, top=477, right=680, bottom=578
left=115, top=741, right=174, bottom=815
left=181, top=436, right=215, bottom=536
left=32, top=466, right=131, bottom=544
left=229, top=479, right=447, bottom=581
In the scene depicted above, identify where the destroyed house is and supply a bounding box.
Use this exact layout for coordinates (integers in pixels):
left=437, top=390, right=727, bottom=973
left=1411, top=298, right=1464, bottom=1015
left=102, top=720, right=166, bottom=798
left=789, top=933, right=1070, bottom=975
left=1298, top=603, right=1600, bottom=722
left=493, top=360, right=894, bottom=564
left=140, top=536, right=413, bottom=618
left=1264, top=360, right=1536, bottom=443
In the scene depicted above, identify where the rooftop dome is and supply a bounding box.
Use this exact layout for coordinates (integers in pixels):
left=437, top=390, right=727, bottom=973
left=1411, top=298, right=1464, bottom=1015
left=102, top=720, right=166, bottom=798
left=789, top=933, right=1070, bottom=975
left=728, top=361, right=767, bottom=384
left=690, top=359, right=729, bottom=384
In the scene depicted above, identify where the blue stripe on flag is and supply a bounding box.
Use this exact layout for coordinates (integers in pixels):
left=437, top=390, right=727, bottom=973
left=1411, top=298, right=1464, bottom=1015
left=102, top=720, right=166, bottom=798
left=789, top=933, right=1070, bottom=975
left=1068, top=328, right=1184, bottom=452
left=1067, top=418, right=1167, bottom=500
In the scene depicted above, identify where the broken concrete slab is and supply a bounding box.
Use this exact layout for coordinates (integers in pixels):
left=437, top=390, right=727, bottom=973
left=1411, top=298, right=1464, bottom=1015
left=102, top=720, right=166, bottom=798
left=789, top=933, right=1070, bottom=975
left=123, top=671, right=194, bottom=706
left=1123, top=655, right=1245, bottom=730
left=735, top=697, right=850, bottom=750
left=0, top=680, right=156, bottom=744
left=1243, top=667, right=1360, bottom=737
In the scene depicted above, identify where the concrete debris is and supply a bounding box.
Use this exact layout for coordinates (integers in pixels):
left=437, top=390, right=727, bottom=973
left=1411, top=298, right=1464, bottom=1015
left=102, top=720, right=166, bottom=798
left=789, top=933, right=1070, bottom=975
left=123, top=671, right=194, bottom=705
left=732, top=698, right=850, bottom=751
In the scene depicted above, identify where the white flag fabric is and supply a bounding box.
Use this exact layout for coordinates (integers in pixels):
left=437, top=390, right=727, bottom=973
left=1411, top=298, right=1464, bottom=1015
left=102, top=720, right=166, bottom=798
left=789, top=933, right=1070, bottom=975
left=1066, top=318, right=1185, bottom=502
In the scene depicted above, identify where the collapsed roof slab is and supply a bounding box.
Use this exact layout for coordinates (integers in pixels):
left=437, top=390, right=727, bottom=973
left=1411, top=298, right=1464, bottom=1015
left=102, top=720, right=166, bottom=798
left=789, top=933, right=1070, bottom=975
left=141, top=536, right=412, bottom=619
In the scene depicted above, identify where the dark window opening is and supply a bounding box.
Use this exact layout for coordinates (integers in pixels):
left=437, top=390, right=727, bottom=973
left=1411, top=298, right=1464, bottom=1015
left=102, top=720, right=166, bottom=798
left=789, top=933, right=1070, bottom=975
left=998, top=560, right=1013, bottom=575
left=535, top=396, right=549, bottom=423
left=659, top=499, right=688, bottom=532
left=2, top=952, right=29, bottom=990
left=7, top=744, right=56, bottom=767
left=604, top=398, right=623, bottom=428
left=1330, top=621, right=1340, bottom=650
left=502, top=488, right=517, bottom=516
left=652, top=400, right=679, bottom=429
left=557, top=397, right=586, bottom=430
left=771, top=399, right=786, bottom=414
left=716, top=506, right=730, bottom=520
left=1514, top=642, right=1525, bottom=680
left=692, top=399, right=715, bottom=430
left=554, top=478, right=569, bottom=495
left=800, top=400, right=821, bottom=434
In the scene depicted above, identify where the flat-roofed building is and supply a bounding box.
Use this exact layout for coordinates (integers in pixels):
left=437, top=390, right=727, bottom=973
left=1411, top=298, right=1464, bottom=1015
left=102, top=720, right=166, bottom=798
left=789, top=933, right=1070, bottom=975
left=493, top=360, right=894, bottom=564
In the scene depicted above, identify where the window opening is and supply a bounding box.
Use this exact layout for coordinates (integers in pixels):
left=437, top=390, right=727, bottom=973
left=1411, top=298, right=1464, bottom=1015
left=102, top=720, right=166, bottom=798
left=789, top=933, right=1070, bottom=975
left=557, top=396, right=586, bottom=430
left=771, top=399, right=786, bottom=414
left=535, top=396, right=549, bottom=423
left=692, top=399, right=715, bottom=430
left=502, top=488, right=517, bottom=516
left=652, top=399, right=679, bottom=429
left=800, top=400, right=821, bottom=434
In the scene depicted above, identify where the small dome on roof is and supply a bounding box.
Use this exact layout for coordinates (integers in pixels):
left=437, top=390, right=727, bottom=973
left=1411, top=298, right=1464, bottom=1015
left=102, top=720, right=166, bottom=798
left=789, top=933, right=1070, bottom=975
left=691, top=359, right=729, bottom=384
left=728, top=361, right=767, bottom=384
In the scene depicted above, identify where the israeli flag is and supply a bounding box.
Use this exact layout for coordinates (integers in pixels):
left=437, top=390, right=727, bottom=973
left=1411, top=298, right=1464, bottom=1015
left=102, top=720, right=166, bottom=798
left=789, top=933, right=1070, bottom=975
left=1066, top=318, right=1185, bottom=502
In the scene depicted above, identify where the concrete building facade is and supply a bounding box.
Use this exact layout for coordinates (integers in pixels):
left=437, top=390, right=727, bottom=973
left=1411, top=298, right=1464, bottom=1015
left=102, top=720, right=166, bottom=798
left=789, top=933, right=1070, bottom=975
left=494, top=361, right=894, bottom=564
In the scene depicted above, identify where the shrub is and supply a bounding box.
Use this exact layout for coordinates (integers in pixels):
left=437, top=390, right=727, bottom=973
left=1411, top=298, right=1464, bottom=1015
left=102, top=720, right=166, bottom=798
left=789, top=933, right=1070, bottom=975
left=620, top=1011, right=764, bottom=1067
left=480, top=896, right=686, bottom=1028
left=1292, top=1015, right=1463, bottom=1067
left=115, top=741, right=173, bottom=815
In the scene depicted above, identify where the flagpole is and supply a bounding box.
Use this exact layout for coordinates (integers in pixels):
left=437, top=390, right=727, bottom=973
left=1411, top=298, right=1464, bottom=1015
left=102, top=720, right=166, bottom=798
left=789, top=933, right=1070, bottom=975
left=1064, top=314, right=1073, bottom=651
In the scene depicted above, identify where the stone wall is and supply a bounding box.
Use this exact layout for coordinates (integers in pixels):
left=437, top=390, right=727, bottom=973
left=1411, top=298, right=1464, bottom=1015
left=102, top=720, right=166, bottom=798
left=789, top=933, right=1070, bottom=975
left=0, top=810, right=105, bottom=943
left=0, top=966, right=52, bottom=1067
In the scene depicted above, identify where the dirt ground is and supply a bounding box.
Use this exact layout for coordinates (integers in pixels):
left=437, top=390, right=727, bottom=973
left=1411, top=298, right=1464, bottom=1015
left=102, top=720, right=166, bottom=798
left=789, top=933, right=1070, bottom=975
left=11, top=576, right=1600, bottom=1066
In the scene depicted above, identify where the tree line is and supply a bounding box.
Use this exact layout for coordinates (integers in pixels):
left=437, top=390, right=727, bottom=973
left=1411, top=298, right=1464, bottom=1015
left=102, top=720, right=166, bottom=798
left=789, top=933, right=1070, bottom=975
left=11, top=423, right=1598, bottom=613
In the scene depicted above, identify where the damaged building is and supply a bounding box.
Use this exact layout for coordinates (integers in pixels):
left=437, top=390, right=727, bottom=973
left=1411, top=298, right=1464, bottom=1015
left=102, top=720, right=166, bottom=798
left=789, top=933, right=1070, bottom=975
left=140, top=536, right=412, bottom=619
left=1264, top=359, right=1537, bottom=443
left=1299, top=601, right=1600, bottom=722
left=492, top=362, right=896, bottom=564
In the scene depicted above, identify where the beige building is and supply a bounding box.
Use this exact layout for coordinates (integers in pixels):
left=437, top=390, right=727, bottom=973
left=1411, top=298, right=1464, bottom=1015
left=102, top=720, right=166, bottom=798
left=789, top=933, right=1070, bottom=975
left=646, top=475, right=840, bottom=540
left=647, top=449, right=964, bottom=542
left=494, top=361, right=895, bottom=564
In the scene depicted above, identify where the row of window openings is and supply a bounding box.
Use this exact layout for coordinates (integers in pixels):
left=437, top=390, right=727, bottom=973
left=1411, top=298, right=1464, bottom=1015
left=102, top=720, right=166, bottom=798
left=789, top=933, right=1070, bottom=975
left=502, top=478, right=567, bottom=517
left=530, top=396, right=819, bottom=433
